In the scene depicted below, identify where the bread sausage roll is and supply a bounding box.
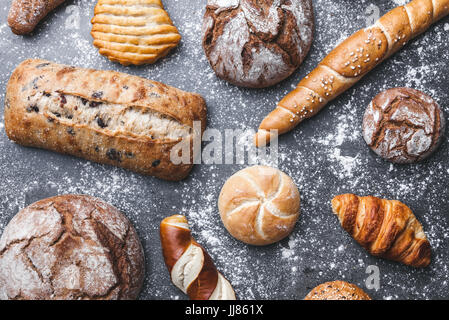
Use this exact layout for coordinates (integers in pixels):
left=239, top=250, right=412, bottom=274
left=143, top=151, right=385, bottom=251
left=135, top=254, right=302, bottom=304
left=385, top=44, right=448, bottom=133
left=4, top=59, right=207, bottom=181
left=8, top=0, right=66, bottom=35
left=160, top=215, right=236, bottom=300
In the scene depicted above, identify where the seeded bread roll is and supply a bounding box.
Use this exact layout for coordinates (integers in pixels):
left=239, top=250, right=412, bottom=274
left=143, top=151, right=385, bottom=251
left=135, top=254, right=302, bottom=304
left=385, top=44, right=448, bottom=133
left=4, top=59, right=207, bottom=181
left=305, top=281, right=371, bottom=300
left=0, top=195, right=144, bottom=300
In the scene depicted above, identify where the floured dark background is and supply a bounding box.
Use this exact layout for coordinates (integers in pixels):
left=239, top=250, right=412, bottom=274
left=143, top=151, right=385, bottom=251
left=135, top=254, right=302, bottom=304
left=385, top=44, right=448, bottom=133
left=0, top=0, right=448, bottom=300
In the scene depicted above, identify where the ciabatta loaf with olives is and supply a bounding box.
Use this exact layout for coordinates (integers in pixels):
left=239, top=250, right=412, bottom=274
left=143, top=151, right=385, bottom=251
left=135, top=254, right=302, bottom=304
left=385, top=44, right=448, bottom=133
left=4, top=59, right=207, bottom=181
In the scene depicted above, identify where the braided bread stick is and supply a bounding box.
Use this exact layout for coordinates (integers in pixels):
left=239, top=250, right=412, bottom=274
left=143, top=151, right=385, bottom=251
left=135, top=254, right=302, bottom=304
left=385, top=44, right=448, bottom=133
left=332, top=194, right=431, bottom=268
left=160, top=215, right=236, bottom=300
left=254, top=0, right=449, bottom=147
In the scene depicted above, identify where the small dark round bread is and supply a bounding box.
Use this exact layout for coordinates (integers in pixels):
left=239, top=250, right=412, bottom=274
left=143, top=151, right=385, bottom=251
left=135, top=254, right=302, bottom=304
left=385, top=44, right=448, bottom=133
left=0, top=195, right=144, bottom=300
left=362, top=87, right=445, bottom=164
left=305, top=281, right=371, bottom=300
left=202, top=0, right=314, bottom=88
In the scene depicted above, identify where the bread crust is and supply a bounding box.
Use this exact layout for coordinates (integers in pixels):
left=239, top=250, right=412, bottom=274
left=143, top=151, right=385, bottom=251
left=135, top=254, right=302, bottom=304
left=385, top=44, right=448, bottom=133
left=305, top=281, right=371, bottom=300
left=0, top=195, right=144, bottom=300
left=4, top=59, right=207, bottom=181
left=91, top=0, right=182, bottom=65
left=254, top=0, right=449, bottom=146
left=7, top=0, right=65, bottom=35
left=362, top=87, right=445, bottom=163
left=202, top=0, right=314, bottom=88
left=160, top=215, right=236, bottom=300
left=332, top=194, right=431, bottom=268
left=218, top=165, right=300, bottom=246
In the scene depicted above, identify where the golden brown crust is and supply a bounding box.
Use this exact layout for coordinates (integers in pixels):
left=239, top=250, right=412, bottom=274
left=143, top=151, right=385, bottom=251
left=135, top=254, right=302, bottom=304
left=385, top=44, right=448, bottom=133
left=254, top=0, right=449, bottom=147
left=0, top=195, right=144, bottom=300
left=321, top=28, right=389, bottom=78
left=305, top=281, right=371, bottom=300
left=332, top=194, right=431, bottom=268
left=218, top=166, right=300, bottom=246
left=160, top=215, right=236, bottom=300
left=4, top=59, right=207, bottom=181
left=91, top=0, right=181, bottom=65
left=7, top=0, right=65, bottom=35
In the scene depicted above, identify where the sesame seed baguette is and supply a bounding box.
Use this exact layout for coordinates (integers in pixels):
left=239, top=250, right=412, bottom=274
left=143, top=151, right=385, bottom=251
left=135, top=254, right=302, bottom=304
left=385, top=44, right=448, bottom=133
left=254, top=0, right=449, bottom=147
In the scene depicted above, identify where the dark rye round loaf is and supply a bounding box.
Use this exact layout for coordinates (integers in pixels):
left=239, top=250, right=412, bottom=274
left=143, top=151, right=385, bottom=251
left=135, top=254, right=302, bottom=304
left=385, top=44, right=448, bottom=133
left=362, top=87, right=445, bottom=164
left=202, top=0, right=314, bottom=88
left=0, top=195, right=145, bottom=300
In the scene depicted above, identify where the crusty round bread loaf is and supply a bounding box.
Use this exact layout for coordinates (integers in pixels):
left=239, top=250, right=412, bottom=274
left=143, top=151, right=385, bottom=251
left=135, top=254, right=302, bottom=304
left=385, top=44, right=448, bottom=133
left=0, top=195, right=145, bottom=300
left=202, top=0, right=314, bottom=88
left=362, top=87, right=445, bottom=164
left=305, top=281, right=371, bottom=300
left=218, top=165, right=300, bottom=245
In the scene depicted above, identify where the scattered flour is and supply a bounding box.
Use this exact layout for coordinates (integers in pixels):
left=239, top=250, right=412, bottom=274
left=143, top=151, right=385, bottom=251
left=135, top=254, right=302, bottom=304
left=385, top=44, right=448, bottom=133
left=391, top=0, right=409, bottom=6
left=0, top=0, right=448, bottom=300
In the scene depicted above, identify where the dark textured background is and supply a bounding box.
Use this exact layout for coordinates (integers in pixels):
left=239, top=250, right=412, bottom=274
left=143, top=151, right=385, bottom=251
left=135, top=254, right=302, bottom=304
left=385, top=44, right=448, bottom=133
left=0, top=0, right=448, bottom=300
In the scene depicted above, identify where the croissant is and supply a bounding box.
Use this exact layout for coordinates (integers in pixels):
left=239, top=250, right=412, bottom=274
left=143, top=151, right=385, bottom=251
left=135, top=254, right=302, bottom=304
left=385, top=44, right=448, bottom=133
left=160, top=215, right=236, bottom=300
left=254, top=0, right=449, bottom=146
left=331, top=194, right=431, bottom=267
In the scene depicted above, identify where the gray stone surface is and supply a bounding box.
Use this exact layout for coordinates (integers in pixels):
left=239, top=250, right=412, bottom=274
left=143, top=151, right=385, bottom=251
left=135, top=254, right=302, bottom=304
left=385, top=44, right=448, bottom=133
left=0, top=0, right=448, bottom=300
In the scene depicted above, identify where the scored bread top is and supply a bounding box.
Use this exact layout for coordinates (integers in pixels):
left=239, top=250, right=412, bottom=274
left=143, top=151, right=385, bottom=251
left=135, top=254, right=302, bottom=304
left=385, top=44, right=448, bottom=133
left=218, top=165, right=300, bottom=246
left=0, top=195, right=144, bottom=300
left=4, top=59, right=207, bottom=180
left=91, top=0, right=182, bottom=65
left=6, top=59, right=207, bottom=136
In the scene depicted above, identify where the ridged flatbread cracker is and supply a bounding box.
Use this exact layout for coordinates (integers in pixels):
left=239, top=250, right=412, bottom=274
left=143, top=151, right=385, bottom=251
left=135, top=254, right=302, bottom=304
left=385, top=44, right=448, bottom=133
left=91, top=0, right=181, bottom=65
